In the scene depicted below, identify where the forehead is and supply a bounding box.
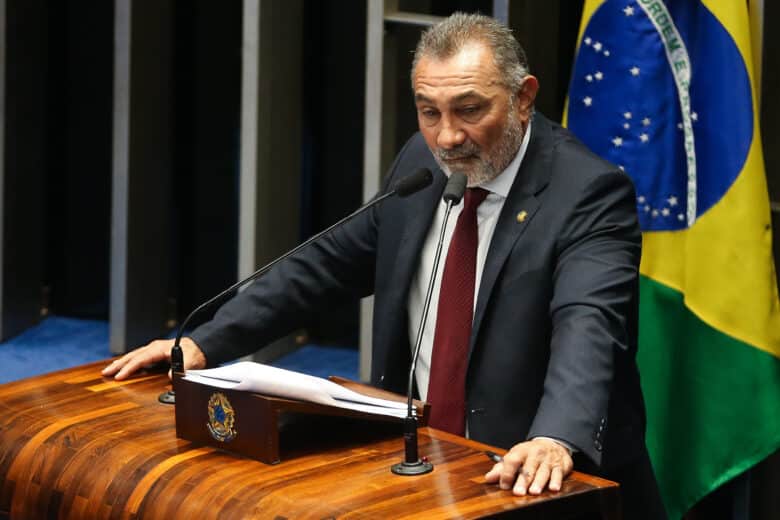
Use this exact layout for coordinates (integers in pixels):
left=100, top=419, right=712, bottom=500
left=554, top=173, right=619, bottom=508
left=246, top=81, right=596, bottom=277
left=413, top=42, right=503, bottom=100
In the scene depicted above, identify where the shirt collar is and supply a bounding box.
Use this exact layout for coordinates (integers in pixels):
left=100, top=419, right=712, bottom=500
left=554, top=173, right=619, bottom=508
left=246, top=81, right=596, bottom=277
left=479, top=119, right=532, bottom=199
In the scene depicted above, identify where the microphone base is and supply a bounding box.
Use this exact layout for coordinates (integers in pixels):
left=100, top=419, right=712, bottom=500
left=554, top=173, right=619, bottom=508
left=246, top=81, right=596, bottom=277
left=391, top=459, right=433, bottom=476
left=158, top=390, right=176, bottom=405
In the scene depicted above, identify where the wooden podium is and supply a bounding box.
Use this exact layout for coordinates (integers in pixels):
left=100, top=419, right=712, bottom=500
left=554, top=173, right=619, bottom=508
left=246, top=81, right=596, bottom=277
left=0, top=361, right=621, bottom=519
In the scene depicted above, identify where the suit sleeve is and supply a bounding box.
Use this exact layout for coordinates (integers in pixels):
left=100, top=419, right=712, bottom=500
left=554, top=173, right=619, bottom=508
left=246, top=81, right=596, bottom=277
left=526, top=169, right=641, bottom=466
left=189, top=203, right=378, bottom=366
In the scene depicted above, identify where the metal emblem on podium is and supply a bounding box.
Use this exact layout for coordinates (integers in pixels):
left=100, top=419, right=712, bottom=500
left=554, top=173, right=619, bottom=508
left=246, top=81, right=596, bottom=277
left=207, top=392, right=236, bottom=442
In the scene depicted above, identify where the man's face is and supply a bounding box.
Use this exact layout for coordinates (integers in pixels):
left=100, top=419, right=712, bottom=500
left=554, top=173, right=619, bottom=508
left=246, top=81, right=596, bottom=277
left=413, top=42, right=537, bottom=186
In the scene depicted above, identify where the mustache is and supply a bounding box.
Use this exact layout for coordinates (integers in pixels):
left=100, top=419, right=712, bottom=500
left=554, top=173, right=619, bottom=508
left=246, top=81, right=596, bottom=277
left=435, top=141, right=481, bottom=161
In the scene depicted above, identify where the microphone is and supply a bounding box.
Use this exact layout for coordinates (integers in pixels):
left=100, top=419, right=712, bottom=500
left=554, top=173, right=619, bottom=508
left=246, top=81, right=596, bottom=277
left=395, top=168, right=435, bottom=197
left=158, top=168, right=434, bottom=404
left=442, top=171, right=467, bottom=203
left=391, top=171, right=467, bottom=476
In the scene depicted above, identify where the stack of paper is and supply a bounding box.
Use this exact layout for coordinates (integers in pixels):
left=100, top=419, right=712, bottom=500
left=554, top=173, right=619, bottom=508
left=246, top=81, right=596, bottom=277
left=184, top=361, right=409, bottom=418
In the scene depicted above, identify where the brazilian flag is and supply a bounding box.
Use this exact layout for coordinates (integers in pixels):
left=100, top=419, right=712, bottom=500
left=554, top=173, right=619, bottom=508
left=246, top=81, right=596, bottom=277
left=565, top=1, right=780, bottom=518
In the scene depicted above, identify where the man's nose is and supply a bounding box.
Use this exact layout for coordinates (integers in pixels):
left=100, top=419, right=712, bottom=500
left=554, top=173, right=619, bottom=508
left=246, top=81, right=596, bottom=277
left=437, top=118, right=466, bottom=149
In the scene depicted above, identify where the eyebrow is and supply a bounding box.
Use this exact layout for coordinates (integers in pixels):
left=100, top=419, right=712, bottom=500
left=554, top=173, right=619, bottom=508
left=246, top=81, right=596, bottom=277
left=414, top=90, right=489, bottom=105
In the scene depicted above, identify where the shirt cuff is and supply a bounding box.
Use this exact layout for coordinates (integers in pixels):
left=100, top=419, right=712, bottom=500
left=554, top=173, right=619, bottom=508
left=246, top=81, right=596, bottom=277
left=532, top=436, right=577, bottom=455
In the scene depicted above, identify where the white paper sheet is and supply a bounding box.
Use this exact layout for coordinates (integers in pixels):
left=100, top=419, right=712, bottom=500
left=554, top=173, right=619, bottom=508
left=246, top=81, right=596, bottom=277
left=184, top=361, right=409, bottom=419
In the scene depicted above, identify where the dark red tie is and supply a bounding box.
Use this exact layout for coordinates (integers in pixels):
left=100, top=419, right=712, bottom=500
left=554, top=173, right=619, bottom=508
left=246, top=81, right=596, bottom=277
left=427, top=187, right=489, bottom=435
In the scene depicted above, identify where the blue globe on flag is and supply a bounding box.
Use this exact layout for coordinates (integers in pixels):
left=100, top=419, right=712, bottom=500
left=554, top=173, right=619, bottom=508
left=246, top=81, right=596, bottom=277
left=567, top=0, right=753, bottom=232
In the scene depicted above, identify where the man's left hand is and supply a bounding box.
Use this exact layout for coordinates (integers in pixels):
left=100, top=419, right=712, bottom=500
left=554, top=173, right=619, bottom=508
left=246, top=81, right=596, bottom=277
left=484, top=438, right=574, bottom=495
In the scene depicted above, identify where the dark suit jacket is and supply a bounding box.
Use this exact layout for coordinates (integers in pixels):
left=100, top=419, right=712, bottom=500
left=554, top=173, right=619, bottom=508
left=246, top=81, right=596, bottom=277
left=191, top=113, right=647, bottom=473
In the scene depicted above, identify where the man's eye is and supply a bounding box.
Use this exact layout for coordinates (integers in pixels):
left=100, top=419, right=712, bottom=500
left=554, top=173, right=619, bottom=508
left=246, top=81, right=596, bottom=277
left=419, top=109, right=440, bottom=125
left=459, top=105, right=483, bottom=117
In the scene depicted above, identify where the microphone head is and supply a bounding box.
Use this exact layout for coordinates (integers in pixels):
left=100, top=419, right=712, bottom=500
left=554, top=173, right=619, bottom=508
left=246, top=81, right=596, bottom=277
left=394, top=168, right=434, bottom=197
left=442, top=172, right=467, bottom=204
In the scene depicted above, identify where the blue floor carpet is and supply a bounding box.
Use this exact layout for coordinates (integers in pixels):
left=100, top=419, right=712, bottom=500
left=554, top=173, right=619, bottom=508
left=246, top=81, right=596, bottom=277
left=271, top=345, right=360, bottom=380
left=0, top=316, right=358, bottom=384
left=0, top=317, right=111, bottom=384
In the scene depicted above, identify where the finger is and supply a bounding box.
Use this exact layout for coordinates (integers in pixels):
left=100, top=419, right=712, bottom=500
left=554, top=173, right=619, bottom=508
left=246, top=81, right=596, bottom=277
left=510, top=467, right=530, bottom=495
left=513, top=449, right=544, bottom=495
left=528, top=462, right=551, bottom=495
left=500, top=450, right=528, bottom=491
left=101, top=350, right=140, bottom=377
left=101, top=357, right=123, bottom=376
left=549, top=466, right=564, bottom=492
left=114, top=354, right=153, bottom=381
left=485, top=462, right=503, bottom=482
left=562, top=453, right=574, bottom=475
left=113, top=346, right=169, bottom=380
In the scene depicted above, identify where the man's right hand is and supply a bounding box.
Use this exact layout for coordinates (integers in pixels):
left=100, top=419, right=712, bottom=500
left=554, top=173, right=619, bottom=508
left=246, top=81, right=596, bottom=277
left=101, top=337, right=207, bottom=381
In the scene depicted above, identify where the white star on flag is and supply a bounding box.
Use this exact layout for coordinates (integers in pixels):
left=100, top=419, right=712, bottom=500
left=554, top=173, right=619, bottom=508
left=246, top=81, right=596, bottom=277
left=586, top=74, right=593, bottom=82
left=584, top=37, right=592, bottom=45
left=668, top=196, right=678, bottom=206
left=612, top=136, right=623, bottom=147
left=642, top=117, right=651, bottom=126
left=678, top=214, right=685, bottom=221
left=623, top=123, right=630, bottom=129
left=593, top=41, right=603, bottom=52
left=594, top=71, right=604, bottom=81
left=638, top=196, right=646, bottom=203
left=583, top=96, right=593, bottom=107
left=624, top=5, right=635, bottom=16
left=630, top=66, right=640, bottom=76
left=645, top=205, right=651, bottom=212
left=639, top=133, right=649, bottom=143
left=603, top=50, right=610, bottom=57
left=624, top=112, right=632, bottom=119
left=691, top=112, right=698, bottom=121
left=651, top=209, right=659, bottom=217
left=661, top=208, right=670, bottom=217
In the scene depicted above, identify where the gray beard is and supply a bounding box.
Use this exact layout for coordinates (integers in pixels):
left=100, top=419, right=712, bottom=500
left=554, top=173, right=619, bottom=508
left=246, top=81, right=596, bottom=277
left=433, top=112, right=525, bottom=187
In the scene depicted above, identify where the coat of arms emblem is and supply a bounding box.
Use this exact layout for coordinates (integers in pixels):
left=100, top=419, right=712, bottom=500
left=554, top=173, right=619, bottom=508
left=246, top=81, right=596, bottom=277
left=207, top=392, right=236, bottom=442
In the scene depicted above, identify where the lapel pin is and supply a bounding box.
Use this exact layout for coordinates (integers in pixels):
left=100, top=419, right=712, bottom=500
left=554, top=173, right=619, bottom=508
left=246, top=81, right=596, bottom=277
left=516, top=210, right=528, bottom=223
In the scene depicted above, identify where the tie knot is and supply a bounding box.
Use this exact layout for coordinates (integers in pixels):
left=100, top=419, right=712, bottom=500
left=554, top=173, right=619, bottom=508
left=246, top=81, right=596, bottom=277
left=463, top=187, right=489, bottom=212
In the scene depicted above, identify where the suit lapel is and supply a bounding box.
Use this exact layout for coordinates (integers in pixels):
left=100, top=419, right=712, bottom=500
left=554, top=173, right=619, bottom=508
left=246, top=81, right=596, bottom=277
left=470, top=116, right=555, bottom=355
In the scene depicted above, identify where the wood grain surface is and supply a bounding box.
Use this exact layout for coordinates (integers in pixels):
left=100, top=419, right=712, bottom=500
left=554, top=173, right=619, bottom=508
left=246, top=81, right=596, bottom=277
left=0, top=360, right=619, bottom=519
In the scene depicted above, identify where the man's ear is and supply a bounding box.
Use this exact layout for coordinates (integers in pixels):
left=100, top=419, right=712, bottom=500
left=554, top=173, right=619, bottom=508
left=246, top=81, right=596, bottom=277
left=514, top=75, right=539, bottom=120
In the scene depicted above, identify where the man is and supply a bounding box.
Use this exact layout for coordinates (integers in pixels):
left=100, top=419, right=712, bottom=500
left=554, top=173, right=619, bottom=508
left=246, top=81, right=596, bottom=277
left=104, top=13, right=665, bottom=518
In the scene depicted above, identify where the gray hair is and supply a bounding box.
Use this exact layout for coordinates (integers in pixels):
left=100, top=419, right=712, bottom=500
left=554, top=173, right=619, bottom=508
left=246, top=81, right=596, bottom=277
left=411, top=12, right=529, bottom=92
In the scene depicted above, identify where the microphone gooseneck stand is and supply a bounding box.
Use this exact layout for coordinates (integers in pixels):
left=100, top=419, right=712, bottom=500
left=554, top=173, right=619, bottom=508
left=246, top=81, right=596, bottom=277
left=391, top=172, right=467, bottom=476
left=158, top=168, right=434, bottom=405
